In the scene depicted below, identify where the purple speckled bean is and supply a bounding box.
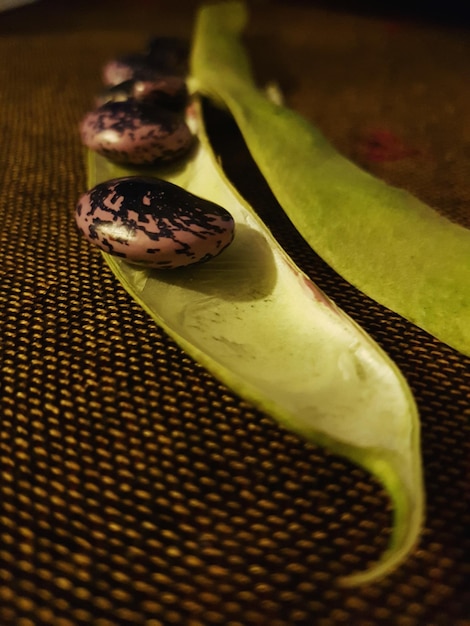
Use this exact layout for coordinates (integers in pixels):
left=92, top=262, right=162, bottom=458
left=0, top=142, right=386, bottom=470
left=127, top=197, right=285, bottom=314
left=102, top=54, right=150, bottom=86
left=96, top=76, right=187, bottom=110
left=94, top=80, right=134, bottom=107
left=79, top=101, right=194, bottom=165
left=132, top=75, right=187, bottom=109
left=75, top=177, right=235, bottom=269
left=146, top=36, right=189, bottom=76
left=101, top=39, right=189, bottom=85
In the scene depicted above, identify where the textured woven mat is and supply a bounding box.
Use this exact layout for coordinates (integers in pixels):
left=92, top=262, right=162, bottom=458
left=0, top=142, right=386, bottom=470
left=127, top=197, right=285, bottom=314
left=0, top=1, right=469, bottom=625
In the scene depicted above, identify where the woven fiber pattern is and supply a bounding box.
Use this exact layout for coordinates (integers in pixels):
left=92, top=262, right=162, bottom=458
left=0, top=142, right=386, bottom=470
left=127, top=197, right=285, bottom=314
left=0, top=1, right=469, bottom=625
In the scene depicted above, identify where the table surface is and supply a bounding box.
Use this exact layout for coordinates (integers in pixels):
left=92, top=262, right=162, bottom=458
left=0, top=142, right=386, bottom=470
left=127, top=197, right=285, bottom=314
left=0, top=1, right=469, bottom=625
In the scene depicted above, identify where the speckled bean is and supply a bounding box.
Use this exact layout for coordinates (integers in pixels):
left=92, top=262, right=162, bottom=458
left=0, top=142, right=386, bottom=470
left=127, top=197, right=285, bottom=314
left=75, top=176, right=235, bottom=269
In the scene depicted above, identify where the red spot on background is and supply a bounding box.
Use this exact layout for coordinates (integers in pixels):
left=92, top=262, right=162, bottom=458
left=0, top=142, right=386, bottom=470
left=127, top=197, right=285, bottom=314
left=356, top=128, right=421, bottom=163
left=383, top=20, right=408, bottom=34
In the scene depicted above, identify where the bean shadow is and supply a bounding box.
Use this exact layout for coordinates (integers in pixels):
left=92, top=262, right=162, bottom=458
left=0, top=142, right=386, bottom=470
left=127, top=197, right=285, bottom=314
left=147, top=222, right=278, bottom=303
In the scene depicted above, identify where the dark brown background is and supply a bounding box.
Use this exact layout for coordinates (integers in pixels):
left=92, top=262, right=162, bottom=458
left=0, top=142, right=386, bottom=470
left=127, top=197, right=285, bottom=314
left=0, top=1, right=469, bottom=624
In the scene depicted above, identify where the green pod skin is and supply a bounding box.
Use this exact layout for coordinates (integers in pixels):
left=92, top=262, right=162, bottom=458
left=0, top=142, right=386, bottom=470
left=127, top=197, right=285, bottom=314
left=86, top=98, right=423, bottom=587
left=190, top=1, right=470, bottom=357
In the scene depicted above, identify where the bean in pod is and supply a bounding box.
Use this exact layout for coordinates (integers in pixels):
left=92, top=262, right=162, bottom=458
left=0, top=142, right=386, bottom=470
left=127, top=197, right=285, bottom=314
left=145, top=36, right=189, bottom=75
left=96, top=75, right=188, bottom=111
left=102, top=37, right=188, bottom=86
left=102, top=53, right=151, bottom=86
left=79, top=100, right=194, bottom=165
left=75, top=176, right=235, bottom=269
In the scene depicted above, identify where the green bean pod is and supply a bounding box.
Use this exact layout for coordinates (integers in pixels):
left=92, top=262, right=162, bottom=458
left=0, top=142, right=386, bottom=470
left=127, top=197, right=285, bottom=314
left=87, top=97, right=422, bottom=587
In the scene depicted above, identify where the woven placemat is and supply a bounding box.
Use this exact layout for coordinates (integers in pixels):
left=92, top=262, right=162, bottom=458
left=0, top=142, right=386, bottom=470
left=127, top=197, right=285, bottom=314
left=0, top=1, right=469, bottom=624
